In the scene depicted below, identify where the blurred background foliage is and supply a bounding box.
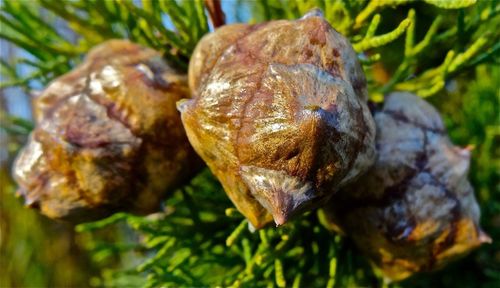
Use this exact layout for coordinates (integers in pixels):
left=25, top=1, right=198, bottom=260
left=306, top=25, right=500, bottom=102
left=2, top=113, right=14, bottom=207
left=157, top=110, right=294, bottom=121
left=0, top=0, right=499, bottom=287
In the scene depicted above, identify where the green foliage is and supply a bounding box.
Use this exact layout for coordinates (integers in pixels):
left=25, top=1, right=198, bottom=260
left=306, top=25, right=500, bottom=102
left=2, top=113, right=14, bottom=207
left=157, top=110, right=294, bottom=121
left=0, top=0, right=208, bottom=86
left=0, top=168, right=97, bottom=287
left=76, top=170, right=376, bottom=288
left=1, top=1, right=499, bottom=287
left=0, top=113, right=33, bottom=135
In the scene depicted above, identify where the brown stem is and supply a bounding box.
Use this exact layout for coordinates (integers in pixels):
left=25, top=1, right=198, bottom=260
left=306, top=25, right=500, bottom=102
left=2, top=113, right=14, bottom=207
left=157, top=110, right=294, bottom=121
left=204, top=0, right=226, bottom=28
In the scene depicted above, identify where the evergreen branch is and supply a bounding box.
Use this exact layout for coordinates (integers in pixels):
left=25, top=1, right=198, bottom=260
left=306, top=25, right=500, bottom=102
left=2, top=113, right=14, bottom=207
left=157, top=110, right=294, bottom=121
left=225, top=208, right=241, bottom=218
left=0, top=59, right=19, bottom=83
left=0, top=114, right=34, bottom=135
left=0, top=30, right=51, bottom=61
left=75, top=213, right=129, bottom=232
left=393, top=50, right=454, bottom=92
left=39, top=0, right=117, bottom=41
left=409, top=15, right=442, bottom=56
left=465, top=40, right=500, bottom=67
left=355, top=0, right=411, bottom=29
left=377, top=2, right=498, bottom=98
left=433, top=2, right=499, bottom=43
left=158, top=0, right=190, bottom=40
left=324, top=0, right=353, bottom=35
left=448, top=37, right=488, bottom=73
left=274, top=259, right=286, bottom=287
left=365, top=14, right=381, bottom=38
left=120, top=0, right=189, bottom=53
left=405, top=9, right=416, bottom=56
left=226, top=219, right=248, bottom=247
left=183, top=0, right=205, bottom=44
left=290, top=273, right=301, bottom=288
left=0, top=55, right=71, bottom=89
left=423, top=0, right=477, bottom=9
left=327, top=257, right=338, bottom=288
left=353, top=18, right=411, bottom=52
left=1, top=2, right=498, bottom=287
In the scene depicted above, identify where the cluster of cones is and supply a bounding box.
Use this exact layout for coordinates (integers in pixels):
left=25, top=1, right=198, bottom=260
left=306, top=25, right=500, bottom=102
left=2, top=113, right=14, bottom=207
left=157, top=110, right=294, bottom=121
left=13, top=11, right=489, bottom=281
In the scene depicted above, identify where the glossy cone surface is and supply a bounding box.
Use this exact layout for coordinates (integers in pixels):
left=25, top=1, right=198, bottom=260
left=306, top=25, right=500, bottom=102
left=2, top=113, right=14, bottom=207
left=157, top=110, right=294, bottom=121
left=13, top=40, right=201, bottom=223
left=324, top=92, right=490, bottom=281
left=181, top=12, right=376, bottom=228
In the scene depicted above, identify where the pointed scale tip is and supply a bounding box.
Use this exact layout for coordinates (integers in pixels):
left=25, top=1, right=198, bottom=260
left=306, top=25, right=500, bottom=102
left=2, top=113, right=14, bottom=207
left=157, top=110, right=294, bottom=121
left=301, top=8, right=324, bottom=19
left=240, top=165, right=315, bottom=228
left=248, top=222, right=257, bottom=233
left=176, top=98, right=192, bottom=113
left=479, top=230, right=492, bottom=244
left=273, top=211, right=289, bottom=227
left=24, top=195, right=40, bottom=209
left=16, top=188, right=40, bottom=209
left=464, top=145, right=475, bottom=152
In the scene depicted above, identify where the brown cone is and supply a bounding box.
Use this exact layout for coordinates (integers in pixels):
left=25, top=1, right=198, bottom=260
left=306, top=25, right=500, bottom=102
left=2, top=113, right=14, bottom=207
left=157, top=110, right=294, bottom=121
left=323, top=92, right=490, bottom=281
left=13, top=40, right=203, bottom=223
left=181, top=12, right=376, bottom=228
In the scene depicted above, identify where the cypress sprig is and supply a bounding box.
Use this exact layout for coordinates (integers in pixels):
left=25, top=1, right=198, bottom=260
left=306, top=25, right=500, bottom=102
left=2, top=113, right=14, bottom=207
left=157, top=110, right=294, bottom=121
left=353, top=18, right=411, bottom=52
left=1, top=1, right=499, bottom=287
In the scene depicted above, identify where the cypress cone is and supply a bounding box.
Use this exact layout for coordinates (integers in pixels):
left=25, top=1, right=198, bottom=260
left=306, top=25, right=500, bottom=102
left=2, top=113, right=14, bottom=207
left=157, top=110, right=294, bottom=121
left=13, top=40, right=202, bottom=223
left=323, top=92, right=490, bottom=281
left=180, top=11, right=376, bottom=228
